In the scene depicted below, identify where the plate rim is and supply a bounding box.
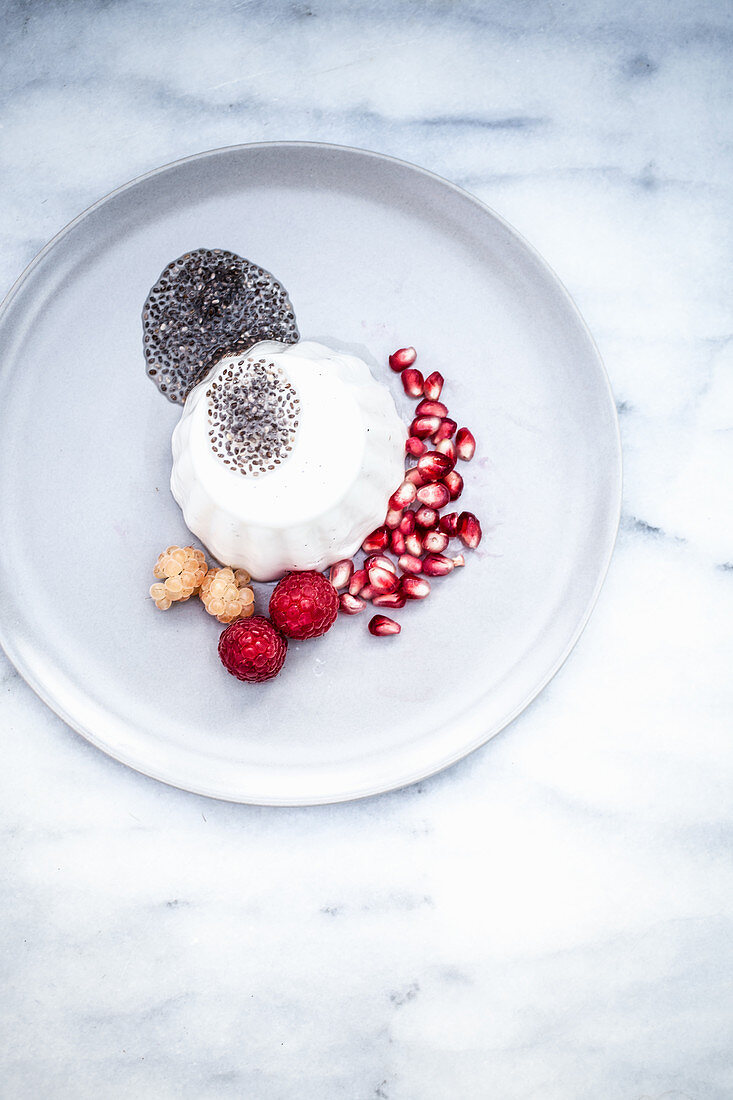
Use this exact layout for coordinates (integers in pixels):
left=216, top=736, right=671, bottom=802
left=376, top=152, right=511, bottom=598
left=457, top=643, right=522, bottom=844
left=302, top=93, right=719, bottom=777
left=0, top=140, right=623, bottom=805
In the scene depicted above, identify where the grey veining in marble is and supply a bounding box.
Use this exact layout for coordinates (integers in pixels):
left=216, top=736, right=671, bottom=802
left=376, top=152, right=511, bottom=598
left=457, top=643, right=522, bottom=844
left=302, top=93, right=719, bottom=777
left=1, top=1, right=733, bottom=1097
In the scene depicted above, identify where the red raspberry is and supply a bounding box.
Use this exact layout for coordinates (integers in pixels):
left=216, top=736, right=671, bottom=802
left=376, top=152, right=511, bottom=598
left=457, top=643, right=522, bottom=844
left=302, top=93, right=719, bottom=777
left=218, top=616, right=287, bottom=683
left=269, top=570, right=339, bottom=640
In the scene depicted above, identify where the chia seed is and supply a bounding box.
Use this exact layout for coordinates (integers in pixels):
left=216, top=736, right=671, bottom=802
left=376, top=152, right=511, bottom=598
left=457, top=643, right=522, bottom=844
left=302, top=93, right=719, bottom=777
left=207, top=355, right=300, bottom=477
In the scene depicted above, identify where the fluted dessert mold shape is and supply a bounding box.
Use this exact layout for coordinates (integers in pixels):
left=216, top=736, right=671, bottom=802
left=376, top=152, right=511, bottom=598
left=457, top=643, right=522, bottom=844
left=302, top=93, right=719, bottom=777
left=171, top=340, right=407, bottom=581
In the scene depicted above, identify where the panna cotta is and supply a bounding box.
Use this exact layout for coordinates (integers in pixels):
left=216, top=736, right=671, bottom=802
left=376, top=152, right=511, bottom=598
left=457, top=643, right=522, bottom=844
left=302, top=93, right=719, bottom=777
left=170, top=340, right=407, bottom=580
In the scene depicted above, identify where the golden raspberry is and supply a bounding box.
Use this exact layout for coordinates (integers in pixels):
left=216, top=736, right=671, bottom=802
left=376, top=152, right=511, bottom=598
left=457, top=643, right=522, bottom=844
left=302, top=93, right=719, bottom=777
left=200, top=566, right=255, bottom=624
left=151, top=545, right=208, bottom=609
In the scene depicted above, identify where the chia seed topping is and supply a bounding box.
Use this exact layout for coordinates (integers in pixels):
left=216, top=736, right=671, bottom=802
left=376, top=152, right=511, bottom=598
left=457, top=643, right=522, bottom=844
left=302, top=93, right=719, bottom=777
left=207, top=355, right=300, bottom=477
left=143, top=247, right=299, bottom=403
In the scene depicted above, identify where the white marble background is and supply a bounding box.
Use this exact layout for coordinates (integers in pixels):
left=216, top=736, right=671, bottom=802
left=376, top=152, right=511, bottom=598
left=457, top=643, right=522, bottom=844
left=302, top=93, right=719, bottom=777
left=1, top=1, right=732, bottom=1096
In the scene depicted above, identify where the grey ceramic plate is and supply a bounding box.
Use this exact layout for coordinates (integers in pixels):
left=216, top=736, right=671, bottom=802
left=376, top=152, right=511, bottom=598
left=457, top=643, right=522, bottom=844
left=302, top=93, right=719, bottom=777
left=0, top=142, right=621, bottom=805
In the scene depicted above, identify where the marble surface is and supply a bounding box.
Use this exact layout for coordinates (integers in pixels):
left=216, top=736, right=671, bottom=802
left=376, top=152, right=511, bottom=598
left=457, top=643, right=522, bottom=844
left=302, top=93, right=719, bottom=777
left=1, top=1, right=732, bottom=1096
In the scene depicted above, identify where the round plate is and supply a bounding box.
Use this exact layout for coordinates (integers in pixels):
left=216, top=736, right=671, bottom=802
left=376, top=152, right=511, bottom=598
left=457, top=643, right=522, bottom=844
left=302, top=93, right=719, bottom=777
left=0, top=142, right=621, bottom=805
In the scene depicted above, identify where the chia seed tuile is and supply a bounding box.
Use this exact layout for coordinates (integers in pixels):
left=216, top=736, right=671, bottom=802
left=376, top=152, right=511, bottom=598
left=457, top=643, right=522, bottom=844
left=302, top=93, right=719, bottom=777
left=143, top=247, right=299, bottom=403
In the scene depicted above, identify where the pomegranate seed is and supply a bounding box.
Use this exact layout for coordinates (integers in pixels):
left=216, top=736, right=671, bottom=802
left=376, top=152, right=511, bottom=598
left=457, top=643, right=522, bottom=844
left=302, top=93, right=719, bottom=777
left=389, top=347, right=417, bottom=372
left=405, top=436, right=427, bottom=458
left=389, top=480, right=418, bottom=509
left=423, top=371, right=444, bottom=399
left=417, top=483, right=450, bottom=509
left=399, top=511, right=416, bottom=536
left=339, top=593, right=366, bottom=614
left=329, top=559, right=354, bottom=589
left=390, top=529, right=406, bottom=555
left=369, top=614, right=401, bottom=636
left=362, top=525, right=389, bottom=553
left=349, top=568, right=368, bottom=596
left=422, top=530, right=449, bottom=553
left=439, top=512, right=460, bottom=536
left=360, top=584, right=378, bottom=600
left=457, top=511, right=483, bottom=548
left=372, top=592, right=406, bottom=609
left=404, top=467, right=427, bottom=487
left=368, top=565, right=399, bottom=594
left=455, top=427, right=476, bottom=461
left=398, top=553, right=423, bottom=575
left=385, top=506, right=403, bottom=529
left=415, top=398, right=449, bottom=419
left=422, top=553, right=454, bottom=576
left=435, top=437, right=457, bottom=465
left=443, top=470, right=464, bottom=501
left=414, top=506, right=438, bottom=529
left=400, top=575, right=431, bottom=600
left=404, top=532, right=424, bottom=556
left=453, top=553, right=466, bottom=567
left=410, top=415, right=441, bottom=439
left=434, top=417, right=457, bottom=442
left=401, top=368, right=424, bottom=398
left=365, top=554, right=396, bottom=574
left=417, top=450, right=453, bottom=481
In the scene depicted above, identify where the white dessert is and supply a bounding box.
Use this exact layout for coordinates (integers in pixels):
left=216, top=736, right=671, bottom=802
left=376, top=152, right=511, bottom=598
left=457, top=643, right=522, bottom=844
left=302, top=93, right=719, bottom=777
left=171, top=340, right=406, bottom=581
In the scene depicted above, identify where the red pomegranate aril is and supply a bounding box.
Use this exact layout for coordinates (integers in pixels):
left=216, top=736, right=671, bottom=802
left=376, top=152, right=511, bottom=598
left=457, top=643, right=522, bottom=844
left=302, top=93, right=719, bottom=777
left=422, top=553, right=454, bottom=577
left=422, top=530, right=449, bottom=554
left=439, top=511, right=460, bottom=536
left=368, top=565, right=399, bottom=594
left=329, top=559, right=354, bottom=589
left=400, top=575, right=431, bottom=600
left=443, top=469, right=464, bottom=501
left=398, top=553, right=423, bottom=575
left=406, top=436, right=427, bottom=458
left=365, top=554, right=396, bottom=574
left=390, top=529, right=406, bottom=555
left=372, top=591, right=407, bottom=609
left=369, top=614, right=401, bottom=636
left=457, top=511, right=483, bottom=548
left=385, top=506, right=403, bottom=529
left=359, top=584, right=378, bottom=600
left=415, top=398, right=449, bottom=419
left=404, top=532, right=424, bottom=556
left=455, top=427, right=476, bottom=461
left=401, top=368, right=424, bottom=398
left=362, top=525, right=389, bottom=553
left=404, top=467, right=427, bottom=487
left=349, top=568, right=368, bottom=596
left=339, top=593, right=366, bottom=615
left=389, top=480, right=417, bottom=509
left=434, top=417, right=457, bottom=442
left=435, top=437, right=457, bottom=464
left=399, top=511, right=416, bottom=536
left=410, top=415, right=441, bottom=439
left=424, top=371, right=444, bottom=399
left=416, top=482, right=450, bottom=509
left=414, top=506, right=438, bottom=529
left=389, top=347, right=417, bottom=372
left=453, top=553, right=466, bottom=567
left=417, top=450, right=452, bottom=481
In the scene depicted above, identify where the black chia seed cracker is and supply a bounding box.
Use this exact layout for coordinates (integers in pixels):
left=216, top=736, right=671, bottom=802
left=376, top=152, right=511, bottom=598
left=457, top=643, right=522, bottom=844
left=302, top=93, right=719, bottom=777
left=142, top=247, right=299, bottom=403
left=207, top=354, right=300, bottom=477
